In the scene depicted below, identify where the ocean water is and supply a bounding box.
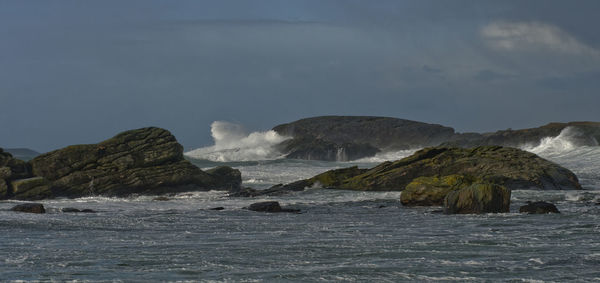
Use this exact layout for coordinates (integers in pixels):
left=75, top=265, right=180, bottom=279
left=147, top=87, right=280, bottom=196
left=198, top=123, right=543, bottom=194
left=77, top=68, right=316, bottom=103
left=1, top=126, right=600, bottom=281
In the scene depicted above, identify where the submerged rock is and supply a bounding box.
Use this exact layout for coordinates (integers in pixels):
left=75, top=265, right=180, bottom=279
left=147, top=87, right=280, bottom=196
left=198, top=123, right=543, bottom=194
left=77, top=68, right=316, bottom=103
left=11, top=203, right=46, bottom=214
left=62, top=207, right=96, bottom=213
left=443, top=183, right=511, bottom=214
left=284, top=146, right=581, bottom=192
left=519, top=201, right=560, bottom=214
left=28, top=127, right=242, bottom=199
left=246, top=201, right=300, bottom=213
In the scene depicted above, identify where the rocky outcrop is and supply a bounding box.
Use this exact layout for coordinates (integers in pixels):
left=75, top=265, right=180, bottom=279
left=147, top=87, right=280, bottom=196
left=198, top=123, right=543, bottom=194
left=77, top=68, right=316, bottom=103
left=273, top=116, right=456, bottom=161
left=270, top=116, right=600, bottom=161
left=11, top=203, right=46, bottom=214
left=443, top=183, right=511, bottom=214
left=519, top=201, right=560, bottom=214
left=24, top=127, right=242, bottom=199
left=246, top=201, right=300, bottom=213
left=272, top=146, right=581, bottom=193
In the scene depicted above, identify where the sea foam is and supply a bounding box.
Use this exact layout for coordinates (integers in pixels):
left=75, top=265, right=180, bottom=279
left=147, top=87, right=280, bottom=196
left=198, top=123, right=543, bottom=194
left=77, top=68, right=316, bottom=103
left=185, top=121, right=290, bottom=162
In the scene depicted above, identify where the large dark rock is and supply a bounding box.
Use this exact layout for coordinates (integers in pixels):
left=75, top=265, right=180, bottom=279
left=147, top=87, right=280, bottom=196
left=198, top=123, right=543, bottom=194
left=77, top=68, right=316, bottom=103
left=271, top=116, right=600, bottom=161
left=278, top=146, right=582, bottom=192
left=205, top=166, right=242, bottom=191
left=273, top=116, right=456, bottom=161
left=28, top=127, right=242, bottom=198
left=246, top=201, right=300, bottom=213
left=519, top=201, right=560, bottom=214
left=11, top=203, right=46, bottom=214
left=443, top=183, right=511, bottom=214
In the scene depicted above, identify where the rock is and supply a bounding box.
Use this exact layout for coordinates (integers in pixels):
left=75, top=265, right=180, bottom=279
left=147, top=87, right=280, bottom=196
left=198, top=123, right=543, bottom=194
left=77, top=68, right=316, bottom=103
left=1, top=148, right=34, bottom=199
left=62, top=207, right=81, bottom=213
left=287, top=146, right=581, bottom=192
left=272, top=116, right=600, bottom=161
left=443, top=183, right=511, bottom=214
left=11, top=203, right=46, bottom=214
left=205, top=166, right=242, bottom=191
left=401, top=175, right=476, bottom=206
left=209, top=207, right=225, bottom=210
left=28, top=127, right=242, bottom=199
left=10, top=177, right=52, bottom=200
left=246, top=201, right=300, bottom=213
left=519, top=201, right=560, bottom=214
left=152, top=196, right=171, bottom=201
left=0, top=180, right=8, bottom=199
left=273, top=116, right=456, bottom=161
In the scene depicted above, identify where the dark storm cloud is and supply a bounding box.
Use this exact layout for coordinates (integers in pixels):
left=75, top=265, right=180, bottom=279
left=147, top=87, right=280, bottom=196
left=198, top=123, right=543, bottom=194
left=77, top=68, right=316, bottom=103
left=0, top=1, right=599, bottom=152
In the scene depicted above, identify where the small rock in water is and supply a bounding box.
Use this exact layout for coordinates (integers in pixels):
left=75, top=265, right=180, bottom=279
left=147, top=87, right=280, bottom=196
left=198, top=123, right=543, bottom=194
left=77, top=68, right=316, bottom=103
left=152, top=196, right=170, bottom=201
left=62, top=207, right=96, bottom=213
left=378, top=205, right=386, bottom=209
left=519, top=201, right=560, bottom=214
left=11, top=203, right=45, bottom=214
left=246, top=201, right=300, bottom=213
left=209, top=207, right=225, bottom=211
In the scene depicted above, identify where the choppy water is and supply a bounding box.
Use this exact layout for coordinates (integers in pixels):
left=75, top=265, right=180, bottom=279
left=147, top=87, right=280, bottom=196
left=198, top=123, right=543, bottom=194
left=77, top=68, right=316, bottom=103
left=2, top=127, right=600, bottom=281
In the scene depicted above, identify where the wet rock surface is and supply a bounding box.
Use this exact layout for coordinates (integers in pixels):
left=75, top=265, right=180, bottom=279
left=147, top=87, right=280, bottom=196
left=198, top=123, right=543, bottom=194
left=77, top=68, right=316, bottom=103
left=519, top=201, right=560, bottom=214
left=11, top=203, right=46, bottom=214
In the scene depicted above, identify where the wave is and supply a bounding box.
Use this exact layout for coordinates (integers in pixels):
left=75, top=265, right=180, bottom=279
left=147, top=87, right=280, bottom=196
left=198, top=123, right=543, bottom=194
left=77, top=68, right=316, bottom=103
left=353, top=149, right=419, bottom=163
left=522, top=126, right=598, bottom=157
left=185, top=121, right=290, bottom=162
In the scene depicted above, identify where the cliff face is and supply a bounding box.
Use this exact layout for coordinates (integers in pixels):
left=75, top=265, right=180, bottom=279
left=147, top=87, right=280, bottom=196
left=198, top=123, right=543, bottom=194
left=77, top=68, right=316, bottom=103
left=273, top=116, right=456, bottom=161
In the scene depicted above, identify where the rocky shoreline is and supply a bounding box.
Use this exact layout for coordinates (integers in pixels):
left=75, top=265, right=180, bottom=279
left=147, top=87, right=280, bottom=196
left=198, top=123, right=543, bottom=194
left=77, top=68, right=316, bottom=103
left=1, top=125, right=586, bottom=215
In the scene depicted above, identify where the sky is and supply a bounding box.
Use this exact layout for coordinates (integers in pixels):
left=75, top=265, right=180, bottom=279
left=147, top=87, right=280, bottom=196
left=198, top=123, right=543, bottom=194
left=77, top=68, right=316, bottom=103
left=1, top=0, right=599, bottom=152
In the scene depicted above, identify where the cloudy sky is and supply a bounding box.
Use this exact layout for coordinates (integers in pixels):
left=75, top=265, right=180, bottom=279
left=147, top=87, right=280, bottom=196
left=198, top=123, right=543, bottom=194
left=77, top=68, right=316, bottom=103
left=1, top=0, right=599, bottom=152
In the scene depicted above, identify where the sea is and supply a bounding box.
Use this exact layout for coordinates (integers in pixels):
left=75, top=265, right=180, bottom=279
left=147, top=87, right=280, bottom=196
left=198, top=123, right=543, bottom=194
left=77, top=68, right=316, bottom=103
left=1, top=123, right=599, bottom=282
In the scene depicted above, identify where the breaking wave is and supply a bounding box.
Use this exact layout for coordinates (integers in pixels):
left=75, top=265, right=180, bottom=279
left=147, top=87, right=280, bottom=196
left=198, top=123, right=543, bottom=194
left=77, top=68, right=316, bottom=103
left=522, top=126, right=598, bottom=157
left=185, top=121, right=290, bottom=162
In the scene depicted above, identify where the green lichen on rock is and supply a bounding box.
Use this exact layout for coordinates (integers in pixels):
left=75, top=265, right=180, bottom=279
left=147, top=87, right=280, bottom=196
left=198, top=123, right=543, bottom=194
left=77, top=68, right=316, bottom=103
left=443, top=183, right=511, bottom=214
left=400, top=174, right=478, bottom=206
left=297, top=146, right=581, bottom=192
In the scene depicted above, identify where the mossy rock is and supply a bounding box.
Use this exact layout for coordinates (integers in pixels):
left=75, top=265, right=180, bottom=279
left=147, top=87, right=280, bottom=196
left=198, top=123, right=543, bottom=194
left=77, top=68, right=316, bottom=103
left=444, top=183, right=511, bottom=214
left=291, top=146, right=581, bottom=192
left=400, top=175, right=477, bottom=206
